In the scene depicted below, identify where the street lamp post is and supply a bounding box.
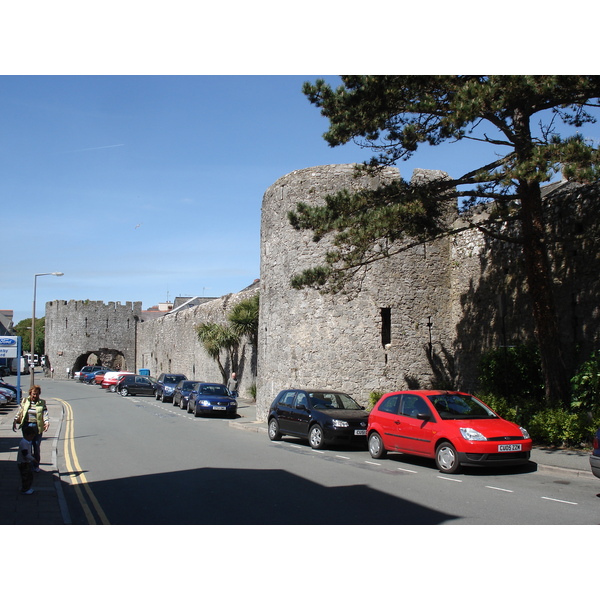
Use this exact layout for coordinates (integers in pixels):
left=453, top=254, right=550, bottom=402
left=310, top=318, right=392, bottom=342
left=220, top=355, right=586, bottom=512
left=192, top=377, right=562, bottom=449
left=31, top=272, right=63, bottom=387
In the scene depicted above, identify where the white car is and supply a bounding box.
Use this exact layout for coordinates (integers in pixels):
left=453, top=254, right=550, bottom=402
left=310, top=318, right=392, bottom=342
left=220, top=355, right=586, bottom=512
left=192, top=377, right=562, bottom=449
left=101, top=371, right=134, bottom=392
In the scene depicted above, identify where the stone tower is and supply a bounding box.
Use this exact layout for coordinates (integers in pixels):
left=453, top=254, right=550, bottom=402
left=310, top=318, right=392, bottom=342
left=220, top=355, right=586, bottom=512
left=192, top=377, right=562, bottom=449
left=256, top=164, right=457, bottom=420
left=45, top=300, right=142, bottom=378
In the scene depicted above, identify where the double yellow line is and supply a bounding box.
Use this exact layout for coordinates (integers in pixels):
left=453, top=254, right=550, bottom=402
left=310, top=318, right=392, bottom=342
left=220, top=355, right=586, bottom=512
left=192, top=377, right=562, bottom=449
left=56, top=398, right=110, bottom=525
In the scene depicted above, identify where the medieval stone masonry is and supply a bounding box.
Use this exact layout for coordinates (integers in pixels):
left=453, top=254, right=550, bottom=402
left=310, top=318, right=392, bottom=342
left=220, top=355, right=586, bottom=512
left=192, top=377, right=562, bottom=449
left=44, top=164, right=600, bottom=423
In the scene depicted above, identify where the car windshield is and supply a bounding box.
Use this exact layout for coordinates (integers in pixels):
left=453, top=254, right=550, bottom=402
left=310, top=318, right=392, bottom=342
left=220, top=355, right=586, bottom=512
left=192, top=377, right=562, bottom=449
left=165, top=376, right=185, bottom=384
left=428, top=393, right=498, bottom=420
left=199, top=384, right=229, bottom=396
left=308, top=392, right=362, bottom=410
left=181, top=381, right=195, bottom=390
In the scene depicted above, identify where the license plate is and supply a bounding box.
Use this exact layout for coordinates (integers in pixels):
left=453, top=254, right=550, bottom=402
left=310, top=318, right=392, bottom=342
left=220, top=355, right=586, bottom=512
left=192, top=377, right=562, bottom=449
left=354, top=429, right=367, bottom=436
left=498, top=443, right=522, bottom=452
left=213, top=406, right=226, bottom=410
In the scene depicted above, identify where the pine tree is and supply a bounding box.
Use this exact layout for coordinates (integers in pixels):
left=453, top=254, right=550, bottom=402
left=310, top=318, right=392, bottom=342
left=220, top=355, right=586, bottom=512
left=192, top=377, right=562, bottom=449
left=290, top=75, right=600, bottom=407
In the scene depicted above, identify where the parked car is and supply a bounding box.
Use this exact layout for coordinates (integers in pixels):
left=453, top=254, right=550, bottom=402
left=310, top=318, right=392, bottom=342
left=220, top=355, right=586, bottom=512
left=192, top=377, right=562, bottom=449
left=0, top=379, right=20, bottom=399
left=590, top=429, right=600, bottom=479
left=116, top=374, right=157, bottom=397
left=0, top=387, right=12, bottom=405
left=187, top=383, right=237, bottom=417
left=81, top=368, right=110, bottom=384
left=101, top=371, right=134, bottom=391
left=267, top=389, right=369, bottom=449
left=94, top=370, right=110, bottom=385
left=367, top=390, right=532, bottom=474
left=75, top=365, right=106, bottom=381
left=155, top=373, right=187, bottom=402
left=173, top=380, right=202, bottom=408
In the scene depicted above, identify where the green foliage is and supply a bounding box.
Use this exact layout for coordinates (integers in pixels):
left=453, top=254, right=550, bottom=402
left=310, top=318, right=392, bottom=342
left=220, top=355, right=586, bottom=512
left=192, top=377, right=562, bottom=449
left=14, top=318, right=45, bottom=356
left=478, top=344, right=545, bottom=405
left=295, top=75, right=600, bottom=406
left=247, top=382, right=257, bottom=400
left=571, top=350, right=600, bottom=414
left=196, top=322, right=240, bottom=382
left=527, top=408, right=598, bottom=447
left=478, top=347, right=600, bottom=446
left=368, top=390, right=383, bottom=410
left=228, top=294, right=259, bottom=345
left=477, top=393, right=520, bottom=424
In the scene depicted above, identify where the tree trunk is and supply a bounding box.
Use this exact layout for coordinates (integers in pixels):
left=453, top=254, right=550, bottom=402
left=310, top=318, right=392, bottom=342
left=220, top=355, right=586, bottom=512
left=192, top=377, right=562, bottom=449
left=518, top=179, right=570, bottom=407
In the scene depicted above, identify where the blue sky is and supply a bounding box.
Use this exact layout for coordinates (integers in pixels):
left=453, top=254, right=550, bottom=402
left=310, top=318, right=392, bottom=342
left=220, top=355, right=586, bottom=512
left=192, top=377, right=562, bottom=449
left=1, top=75, right=361, bottom=323
left=2, top=74, right=599, bottom=325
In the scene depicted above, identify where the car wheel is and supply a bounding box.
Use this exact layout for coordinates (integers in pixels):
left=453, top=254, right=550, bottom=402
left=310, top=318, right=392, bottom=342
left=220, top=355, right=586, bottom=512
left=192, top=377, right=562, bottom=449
left=187, top=401, right=193, bottom=414
left=155, top=391, right=160, bottom=401
left=120, top=388, right=129, bottom=397
left=435, top=441, right=460, bottom=474
left=109, top=384, right=116, bottom=392
left=368, top=432, right=387, bottom=459
left=309, top=425, right=325, bottom=449
left=268, top=419, right=282, bottom=441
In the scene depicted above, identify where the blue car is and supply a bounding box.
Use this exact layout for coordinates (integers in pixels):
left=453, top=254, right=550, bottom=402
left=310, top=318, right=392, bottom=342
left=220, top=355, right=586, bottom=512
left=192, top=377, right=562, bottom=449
left=173, top=380, right=203, bottom=409
left=187, top=382, right=237, bottom=418
left=590, top=429, right=600, bottom=478
left=155, top=373, right=187, bottom=402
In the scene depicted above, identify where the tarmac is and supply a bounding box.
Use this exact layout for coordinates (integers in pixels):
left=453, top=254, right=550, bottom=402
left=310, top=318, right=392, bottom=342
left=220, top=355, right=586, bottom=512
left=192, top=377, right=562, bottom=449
left=0, top=393, right=596, bottom=525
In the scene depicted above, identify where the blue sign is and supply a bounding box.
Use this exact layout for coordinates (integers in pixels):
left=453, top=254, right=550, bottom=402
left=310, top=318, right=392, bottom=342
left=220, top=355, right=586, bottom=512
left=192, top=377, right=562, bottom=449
left=0, top=336, right=18, bottom=358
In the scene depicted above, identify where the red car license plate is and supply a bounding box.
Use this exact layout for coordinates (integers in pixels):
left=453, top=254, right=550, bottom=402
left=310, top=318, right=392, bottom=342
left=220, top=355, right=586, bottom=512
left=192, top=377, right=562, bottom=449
left=498, top=443, right=522, bottom=452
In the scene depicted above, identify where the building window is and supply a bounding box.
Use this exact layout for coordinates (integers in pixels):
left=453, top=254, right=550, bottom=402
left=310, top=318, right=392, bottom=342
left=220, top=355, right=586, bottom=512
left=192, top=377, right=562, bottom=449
left=381, top=308, right=391, bottom=348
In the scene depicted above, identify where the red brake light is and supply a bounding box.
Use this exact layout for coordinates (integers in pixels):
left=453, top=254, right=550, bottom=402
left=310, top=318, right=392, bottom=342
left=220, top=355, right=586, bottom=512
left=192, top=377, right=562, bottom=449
left=594, top=436, right=599, bottom=451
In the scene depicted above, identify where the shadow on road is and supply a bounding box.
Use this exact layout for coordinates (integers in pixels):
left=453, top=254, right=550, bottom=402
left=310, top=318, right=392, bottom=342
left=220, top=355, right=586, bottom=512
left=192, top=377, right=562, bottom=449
left=69, top=466, right=459, bottom=525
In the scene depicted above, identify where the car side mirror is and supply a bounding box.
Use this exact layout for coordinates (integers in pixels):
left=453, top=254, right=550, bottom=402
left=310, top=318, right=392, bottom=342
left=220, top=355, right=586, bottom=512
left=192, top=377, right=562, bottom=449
left=417, top=413, right=431, bottom=421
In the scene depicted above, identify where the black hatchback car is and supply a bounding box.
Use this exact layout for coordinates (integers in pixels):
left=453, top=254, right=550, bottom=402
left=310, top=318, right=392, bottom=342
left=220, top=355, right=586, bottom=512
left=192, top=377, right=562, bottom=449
left=116, top=375, right=157, bottom=397
left=267, top=389, right=369, bottom=449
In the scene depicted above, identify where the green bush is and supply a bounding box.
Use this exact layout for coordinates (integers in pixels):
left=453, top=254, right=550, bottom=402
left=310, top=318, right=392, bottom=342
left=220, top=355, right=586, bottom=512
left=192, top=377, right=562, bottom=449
left=368, top=390, right=383, bottom=410
left=571, top=350, right=600, bottom=415
left=527, top=408, right=597, bottom=447
left=478, top=343, right=545, bottom=404
left=477, top=393, right=519, bottom=423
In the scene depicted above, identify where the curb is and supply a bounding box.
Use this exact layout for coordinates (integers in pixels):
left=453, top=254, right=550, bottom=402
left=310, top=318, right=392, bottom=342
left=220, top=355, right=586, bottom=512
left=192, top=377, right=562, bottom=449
left=535, top=463, right=594, bottom=480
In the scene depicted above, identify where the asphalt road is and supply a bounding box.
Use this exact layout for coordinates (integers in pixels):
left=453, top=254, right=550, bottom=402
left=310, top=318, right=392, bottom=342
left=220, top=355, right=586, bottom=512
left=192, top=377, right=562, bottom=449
left=45, top=379, right=600, bottom=525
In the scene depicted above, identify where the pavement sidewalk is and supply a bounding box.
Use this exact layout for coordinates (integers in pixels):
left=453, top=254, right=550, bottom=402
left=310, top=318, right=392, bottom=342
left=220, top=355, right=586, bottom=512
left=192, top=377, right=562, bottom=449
left=0, top=396, right=69, bottom=525
left=0, top=395, right=595, bottom=525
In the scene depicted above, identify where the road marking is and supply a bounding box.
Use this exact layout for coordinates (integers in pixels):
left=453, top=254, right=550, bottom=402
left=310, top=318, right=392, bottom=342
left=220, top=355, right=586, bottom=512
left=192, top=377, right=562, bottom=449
left=365, top=460, right=381, bottom=466
left=541, top=496, right=578, bottom=505
left=397, top=467, right=418, bottom=473
left=437, top=476, right=462, bottom=482
left=335, top=455, right=350, bottom=460
left=486, top=486, right=514, bottom=493
left=55, top=398, right=111, bottom=525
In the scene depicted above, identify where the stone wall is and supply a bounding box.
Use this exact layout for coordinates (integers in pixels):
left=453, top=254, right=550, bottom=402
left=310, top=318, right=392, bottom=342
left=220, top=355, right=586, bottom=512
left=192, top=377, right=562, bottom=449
left=136, top=285, right=258, bottom=392
left=44, top=165, right=599, bottom=423
left=256, top=164, right=458, bottom=420
left=256, top=165, right=600, bottom=420
left=45, top=300, right=142, bottom=378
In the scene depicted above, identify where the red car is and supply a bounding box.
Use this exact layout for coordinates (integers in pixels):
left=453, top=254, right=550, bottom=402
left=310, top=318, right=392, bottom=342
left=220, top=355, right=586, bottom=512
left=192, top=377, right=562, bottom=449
left=367, top=390, right=532, bottom=474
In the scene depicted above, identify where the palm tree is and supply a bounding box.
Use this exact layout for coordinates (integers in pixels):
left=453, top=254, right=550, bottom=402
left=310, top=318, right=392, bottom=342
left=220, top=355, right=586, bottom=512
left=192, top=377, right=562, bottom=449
left=228, top=293, right=259, bottom=347
left=196, top=322, right=240, bottom=383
